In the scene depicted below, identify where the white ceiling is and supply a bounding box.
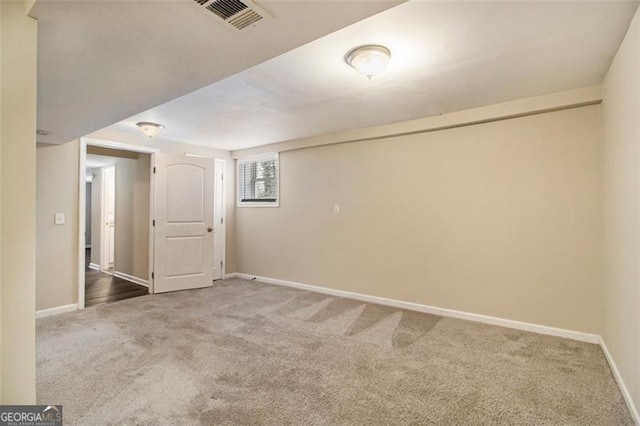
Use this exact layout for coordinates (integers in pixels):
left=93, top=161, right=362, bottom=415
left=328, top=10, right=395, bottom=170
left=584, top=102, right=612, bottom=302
left=31, top=0, right=400, bottom=145
left=96, top=0, right=639, bottom=151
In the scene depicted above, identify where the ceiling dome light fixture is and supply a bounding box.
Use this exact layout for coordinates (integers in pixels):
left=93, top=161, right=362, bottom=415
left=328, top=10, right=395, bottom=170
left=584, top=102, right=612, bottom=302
left=345, top=45, right=391, bottom=79
left=136, top=122, right=165, bottom=138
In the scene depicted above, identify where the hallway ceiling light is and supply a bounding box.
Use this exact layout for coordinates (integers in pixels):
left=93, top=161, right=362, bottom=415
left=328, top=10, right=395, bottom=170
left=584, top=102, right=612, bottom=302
left=136, top=122, right=165, bottom=138
left=345, top=45, right=391, bottom=79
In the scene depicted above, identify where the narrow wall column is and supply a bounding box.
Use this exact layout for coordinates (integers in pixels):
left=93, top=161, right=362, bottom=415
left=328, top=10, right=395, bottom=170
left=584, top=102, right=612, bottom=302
left=0, top=0, right=38, bottom=403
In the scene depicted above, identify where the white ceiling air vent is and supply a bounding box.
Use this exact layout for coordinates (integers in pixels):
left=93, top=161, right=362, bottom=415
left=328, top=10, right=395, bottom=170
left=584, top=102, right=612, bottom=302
left=193, top=0, right=271, bottom=31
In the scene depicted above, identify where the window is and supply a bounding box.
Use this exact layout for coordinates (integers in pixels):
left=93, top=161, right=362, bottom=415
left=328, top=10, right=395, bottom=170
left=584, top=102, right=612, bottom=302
left=237, top=153, right=279, bottom=206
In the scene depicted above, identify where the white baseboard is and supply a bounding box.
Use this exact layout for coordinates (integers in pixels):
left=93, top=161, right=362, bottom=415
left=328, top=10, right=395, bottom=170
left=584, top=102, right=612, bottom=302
left=88, top=263, right=101, bottom=271
left=599, top=337, right=640, bottom=424
left=113, top=271, right=149, bottom=288
left=36, top=303, right=78, bottom=319
left=228, top=272, right=600, bottom=344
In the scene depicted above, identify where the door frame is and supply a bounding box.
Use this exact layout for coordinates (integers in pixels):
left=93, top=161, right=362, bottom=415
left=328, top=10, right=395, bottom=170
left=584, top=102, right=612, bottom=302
left=214, top=158, right=226, bottom=279
left=78, top=137, right=158, bottom=310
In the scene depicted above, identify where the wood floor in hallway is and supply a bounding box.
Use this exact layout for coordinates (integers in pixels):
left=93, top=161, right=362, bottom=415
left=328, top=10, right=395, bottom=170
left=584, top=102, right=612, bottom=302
left=85, top=249, right=148, bottom=307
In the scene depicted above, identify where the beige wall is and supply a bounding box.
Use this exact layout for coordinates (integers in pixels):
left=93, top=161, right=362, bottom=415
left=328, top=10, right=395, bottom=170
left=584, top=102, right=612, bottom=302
left=1, top=2, right=4, bottom=402
left=85, top=182, right=92, bottom=246
left=90, top=167, right=103, bottom=267
left=236, top=105, right=603, bottom=334
left=114, top=155, right=150, bottom=279
left=36, top=141, right=80, bottom=311
left=1, top=0, right=37, bottom=403
left=602, top=7, right=640, bottom=416
left=115, top=159, right=135, bottom=274
left=133, top=155, right=150, bottom=278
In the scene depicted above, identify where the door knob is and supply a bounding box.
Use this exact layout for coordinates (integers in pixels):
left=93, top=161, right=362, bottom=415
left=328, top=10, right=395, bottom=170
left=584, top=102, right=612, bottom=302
left=207, top=227, right=213, bottom=232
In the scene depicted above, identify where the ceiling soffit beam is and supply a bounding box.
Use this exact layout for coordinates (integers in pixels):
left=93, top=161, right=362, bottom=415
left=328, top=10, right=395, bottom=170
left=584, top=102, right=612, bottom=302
left=231, top=85, right=603, bottom=159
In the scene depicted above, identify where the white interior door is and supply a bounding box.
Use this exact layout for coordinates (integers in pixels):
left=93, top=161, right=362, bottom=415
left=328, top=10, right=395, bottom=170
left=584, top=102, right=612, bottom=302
left=154, top=154, right=214, bottom=293
left=212, top=159, right=225, bottom=280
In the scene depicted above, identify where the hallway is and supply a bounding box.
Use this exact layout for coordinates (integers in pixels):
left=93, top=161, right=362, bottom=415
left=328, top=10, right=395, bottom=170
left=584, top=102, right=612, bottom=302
left=85, top=249, right=147, bottom=307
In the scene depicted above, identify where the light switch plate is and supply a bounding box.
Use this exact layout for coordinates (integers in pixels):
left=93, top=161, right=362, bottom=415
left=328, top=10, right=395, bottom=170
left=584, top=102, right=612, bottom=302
left=333, top=204, right=340, bottom=214
left=54, top=213, right=65, bottom=225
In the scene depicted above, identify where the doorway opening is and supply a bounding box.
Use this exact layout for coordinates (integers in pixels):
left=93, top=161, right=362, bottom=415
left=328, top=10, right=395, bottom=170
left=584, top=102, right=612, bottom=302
left=78, top=138, right=227, bottom=310
left=83, top=145, right=152, bottom=307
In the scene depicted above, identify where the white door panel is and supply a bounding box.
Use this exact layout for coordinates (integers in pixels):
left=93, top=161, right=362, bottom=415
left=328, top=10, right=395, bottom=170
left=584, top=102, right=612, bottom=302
left=165, top=236, right=205, bottom=277
left=166, top=164, right=205, bottom=222
left=154, top=154, right=214, bottom=293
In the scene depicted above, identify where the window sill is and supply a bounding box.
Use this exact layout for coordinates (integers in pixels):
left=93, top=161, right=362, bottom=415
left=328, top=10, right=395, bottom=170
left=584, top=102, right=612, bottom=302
left=236, top=202, right=280, bottom=208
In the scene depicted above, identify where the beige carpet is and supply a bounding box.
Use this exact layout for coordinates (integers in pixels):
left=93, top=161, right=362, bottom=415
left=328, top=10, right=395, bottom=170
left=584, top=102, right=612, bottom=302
left=37, top=278, right=632, bottom=425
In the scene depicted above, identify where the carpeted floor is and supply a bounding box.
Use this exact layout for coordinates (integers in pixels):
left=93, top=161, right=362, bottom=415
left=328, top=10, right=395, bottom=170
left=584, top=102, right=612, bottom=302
left=37, top=278, right=632, bottom=425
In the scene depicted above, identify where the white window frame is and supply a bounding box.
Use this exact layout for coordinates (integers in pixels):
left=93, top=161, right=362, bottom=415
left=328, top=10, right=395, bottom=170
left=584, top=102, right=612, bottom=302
left=237, top=152, right=280, bottom=207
